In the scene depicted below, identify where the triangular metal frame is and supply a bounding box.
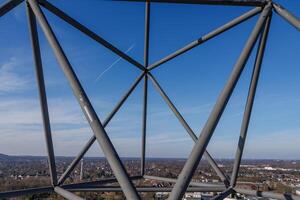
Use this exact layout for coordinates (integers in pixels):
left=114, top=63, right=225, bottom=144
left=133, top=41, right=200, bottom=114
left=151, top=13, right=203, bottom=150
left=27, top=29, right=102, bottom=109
left=0, top=0, right=299, bottom=199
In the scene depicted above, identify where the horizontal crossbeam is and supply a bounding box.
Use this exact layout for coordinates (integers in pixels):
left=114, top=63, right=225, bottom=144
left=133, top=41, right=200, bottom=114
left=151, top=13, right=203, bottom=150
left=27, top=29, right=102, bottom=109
left=62, top=176, right=143, bottom=189
left=67, top=186, right=225, bottom=192
left=113, top=0, right=267, bottom=7
left=0, top=176, right=143, bottom=198
left=0, top=186, right=53, bottom=199
left=0, top=0, right=24, bottom=17
left=143, top=175, right=226, bottom=188
left=235, top=188, right=300, bottom=200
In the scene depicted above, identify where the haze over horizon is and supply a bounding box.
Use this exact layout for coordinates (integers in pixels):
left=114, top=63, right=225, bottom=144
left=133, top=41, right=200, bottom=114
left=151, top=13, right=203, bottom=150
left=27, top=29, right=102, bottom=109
left=1, top=152, right=300, bottom=161
left=0, top=0, right=299, bottom=160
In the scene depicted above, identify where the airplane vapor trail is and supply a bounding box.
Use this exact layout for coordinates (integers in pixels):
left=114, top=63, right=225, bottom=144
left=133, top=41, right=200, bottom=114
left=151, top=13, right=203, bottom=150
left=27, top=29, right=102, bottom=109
left=94, top=43, right=136, bottom=82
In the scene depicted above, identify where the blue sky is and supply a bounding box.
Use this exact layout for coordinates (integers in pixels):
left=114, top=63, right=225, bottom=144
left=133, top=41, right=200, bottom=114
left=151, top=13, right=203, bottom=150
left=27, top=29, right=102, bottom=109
left=0, top=0, right=299, bottom=159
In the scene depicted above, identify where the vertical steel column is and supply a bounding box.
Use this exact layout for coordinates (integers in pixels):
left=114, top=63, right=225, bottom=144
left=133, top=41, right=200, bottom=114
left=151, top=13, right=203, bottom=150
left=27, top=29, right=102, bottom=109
left=144, top=1, right=150, bottom=67
left=27, top=0, right=140, bottom=199
left=168, top=4, right=271, bottom=199
left=230, top=13, right=272, bottom=187
left=141, top=1, right=150, bottom=176
left=273, top=3, right=300, bottom=31
left=26, top=3, right=57, bottom=186
left=148, top=73, right=230, bottom=186
left=141, top=75, right=148, bottom=176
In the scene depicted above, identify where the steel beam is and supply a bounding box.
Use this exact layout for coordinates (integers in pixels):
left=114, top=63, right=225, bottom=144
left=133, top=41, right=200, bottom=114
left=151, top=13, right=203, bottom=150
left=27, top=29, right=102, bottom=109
left=58, top=72, right=144, bottom=185
left=211, top=187, right=234, bottom=200
left=230, top=13, right=271, bottom=187
left=54, top=187, right=84, bottom=200
left=39, top=0, right=145, bottom=71
left=114, top=0, right=267, bottom=7
left=148, top=7, right=262, bottom=71
left=141, top=75, right=148, bottom=176
left=168, top=4, right=271, bottom=199
left=62, top=176, right=143, bottom=189
left=141, top=1, right=150, bottom=176
left=235, top=188, right=300, bottom=200
left=27, top=2, right=57, bottom=186
left=0, top=180, right=221, bottom=199
left=144, top=1, right=151, bottom=67
left=0, top=187, right=53, bottom=199
left=66, top=186, right=225, bottom=193
left=0, top=0, right=23, bottom=18
left=273, top=3, right=300, bottom=31
left=28, top=0, right=140, bottom=199
left=147, top=73, right=230, bottom=186
left=144, top=175, right=226, bottom=188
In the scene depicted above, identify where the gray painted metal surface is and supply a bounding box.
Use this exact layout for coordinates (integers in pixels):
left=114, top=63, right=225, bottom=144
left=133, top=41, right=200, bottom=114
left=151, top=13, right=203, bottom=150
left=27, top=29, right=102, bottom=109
left=141, top=1, right=150, bottom=176
left=144, top=175, right=226, bottom=188
left=62, top=176, right=142, bottom=189
left=235, top=188, right=300, bottom=200
left=148, top=73, right=230, bottom=186
left=0, top=0, right=23, bottom=17
left=27, top=0, right=140, bottom=199
left=0, top=187, right=53, bottom=199
left=211, top=187, right=234, bottom=200
left=39, top=0, right=145, bottom=71
left=148, top=6, right=262, bottom=71
left=141, top=74, right=148, bottom=176
left=0, top=0, right=299, bottom=199
left=54, top=187, right=84, bottom=200
left=57, top=72, right=144, bottom=185
left=26, top=3, right=58, bottom=186
left=67, top=186, right=225, bottom=193
left=168, top=4, right=272, bottom=199
left=115, top=0, right=267, bottom=7
left=273, top=3, right=300, bottom=31
left=230, top=13, right=272, bottom=187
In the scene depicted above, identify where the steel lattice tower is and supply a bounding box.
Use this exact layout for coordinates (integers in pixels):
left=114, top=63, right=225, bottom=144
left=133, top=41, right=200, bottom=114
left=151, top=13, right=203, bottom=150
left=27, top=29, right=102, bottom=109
left=0, top=0, right=299, bottom=199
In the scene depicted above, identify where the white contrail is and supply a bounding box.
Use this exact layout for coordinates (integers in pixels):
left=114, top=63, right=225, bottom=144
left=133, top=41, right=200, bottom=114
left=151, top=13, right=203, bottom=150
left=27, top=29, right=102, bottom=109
left=94, top=43, right=136, bottom=82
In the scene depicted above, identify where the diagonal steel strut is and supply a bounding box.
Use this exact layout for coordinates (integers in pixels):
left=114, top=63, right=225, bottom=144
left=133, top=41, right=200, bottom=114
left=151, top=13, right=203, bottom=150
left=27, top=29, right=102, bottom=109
left=168, top=3, right=272, bottom=199
left=26, top=2, right=58, bottom=186
left=54, top=187, right=84, bottom=200
left=57, top=72, right=145, bottom=185
left=230, top=12, right=272, bottom=187
left=28, top=0, right=140, bottom=198
left=0, top=0, right=24, bottom=18
left=273, top=3, right=300, bottom=31
left=1, top=0, right=299, bottom=199
left=148, top=73, right=230, bottom=186
left=39, top=0, right=145, bottom=71
left=148, top=6, right=262, bottom=71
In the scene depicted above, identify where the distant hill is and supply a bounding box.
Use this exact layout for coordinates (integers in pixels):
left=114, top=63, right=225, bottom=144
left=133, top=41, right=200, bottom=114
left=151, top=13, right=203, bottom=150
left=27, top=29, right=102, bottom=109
left=0, top=153, right=47, bottom=161
left=0, top=153, right=11, bottom=160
